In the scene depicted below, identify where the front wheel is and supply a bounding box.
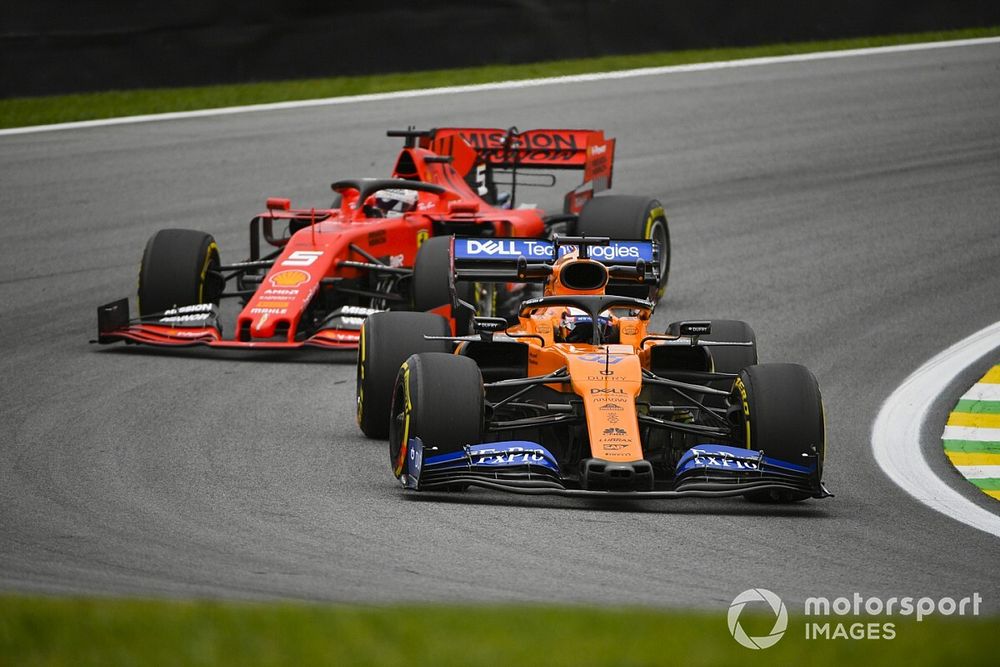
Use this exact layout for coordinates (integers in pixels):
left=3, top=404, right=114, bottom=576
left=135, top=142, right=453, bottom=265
left=389, top=353, right=484, bottom=483
left=138, top=228, right=222, bottom=316
left=732, top=363, right=826, bottom=502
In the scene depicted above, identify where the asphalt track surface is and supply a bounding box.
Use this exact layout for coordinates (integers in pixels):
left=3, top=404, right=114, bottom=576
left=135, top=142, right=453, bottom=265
left=1, top=42, right=998, bottom=611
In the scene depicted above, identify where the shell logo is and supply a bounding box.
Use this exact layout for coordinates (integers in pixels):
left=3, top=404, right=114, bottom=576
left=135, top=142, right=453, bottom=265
left=269, top=270, right=310, bottom=287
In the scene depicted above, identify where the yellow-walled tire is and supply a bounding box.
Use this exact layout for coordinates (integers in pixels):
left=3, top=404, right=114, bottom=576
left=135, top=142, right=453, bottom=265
left=733, top=363, right=826, bottom=502
left=138, top=228, right=222, bottom=316
left=388, top=352, right=483, bottom=481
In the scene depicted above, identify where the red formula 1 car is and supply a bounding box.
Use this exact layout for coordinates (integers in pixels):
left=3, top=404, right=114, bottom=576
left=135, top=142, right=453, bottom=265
left=95, top=127, right=670, bottom=350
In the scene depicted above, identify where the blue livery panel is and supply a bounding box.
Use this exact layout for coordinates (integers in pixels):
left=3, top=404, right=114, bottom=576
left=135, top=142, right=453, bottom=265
left=401, top=440, right=825, bottom=498
left=425, top=442, right=561, bottom=471
left=674, top=443, right=815, bottom=477
left=403, top=440, right=562, bottom=490
left=453, top=238, right=655, bottom=264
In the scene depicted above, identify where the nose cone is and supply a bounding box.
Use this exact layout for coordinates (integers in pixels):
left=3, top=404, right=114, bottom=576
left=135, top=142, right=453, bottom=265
left=566, top=347, right=644, bottom=463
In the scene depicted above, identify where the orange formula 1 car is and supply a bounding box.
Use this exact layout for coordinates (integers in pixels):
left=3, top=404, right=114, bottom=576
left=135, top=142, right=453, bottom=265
left=95, top=127, right=668, bottom=351
left=356, top=236, right=830, bottom=501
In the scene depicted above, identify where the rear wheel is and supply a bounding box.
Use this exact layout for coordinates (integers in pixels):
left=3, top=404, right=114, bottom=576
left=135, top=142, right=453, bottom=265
left=389, top=352, right=484, bottom=481
left=669, top=319, right=757, bottom=410
left=732, top=363, right=825, bottom=502
left=356, top=312, right=450, bottom=439
left=576, top=195, right=669, bottom=301
left=411, top=235, right=476, bottom=333
left=138, top=229, right=222, bottom=316
left=702, top=320, right=758, bottom=374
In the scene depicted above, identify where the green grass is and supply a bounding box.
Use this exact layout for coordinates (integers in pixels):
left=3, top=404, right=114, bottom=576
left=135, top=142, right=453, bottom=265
left=1, top=596, right=996, bottom=666
left=2, top=26, right=998, bottom=130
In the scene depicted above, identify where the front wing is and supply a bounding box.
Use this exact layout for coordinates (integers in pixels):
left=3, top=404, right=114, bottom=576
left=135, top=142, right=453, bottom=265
left=400, top=440, right=831, bottom=499
left=94, top=299, right=360, bottom=350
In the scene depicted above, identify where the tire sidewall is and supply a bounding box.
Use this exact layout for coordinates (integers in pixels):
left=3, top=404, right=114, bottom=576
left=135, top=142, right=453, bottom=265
left=388, top=352, right=484, bottom=478
left=734, top=363, right=826, bottom=476
left=138, top=229, right=220, bottom=316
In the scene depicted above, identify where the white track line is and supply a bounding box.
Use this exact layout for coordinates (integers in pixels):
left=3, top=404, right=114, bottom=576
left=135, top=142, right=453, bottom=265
left=872, top=320, right=1000, bottom=538
left=3, top=36, right=999, bottom=137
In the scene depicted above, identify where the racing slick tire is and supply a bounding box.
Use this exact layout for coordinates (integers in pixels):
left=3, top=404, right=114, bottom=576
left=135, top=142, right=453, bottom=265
left=669, top=319, right=758, bottom=410
left=411, top=235, right=477, bottom=334
left=388, top=352, right=484, bottom=484
left=356, top=312, right=450, bottom=439
left=138, top=228, right=222, bottom=317
left=733, top=363, right=826, bottom=502
left=575, top=195, right=670, bottom=302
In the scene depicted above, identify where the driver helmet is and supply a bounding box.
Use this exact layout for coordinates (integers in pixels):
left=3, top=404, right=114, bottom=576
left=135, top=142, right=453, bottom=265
left=373, top=188, right=419, bottom=216
left=556, top=307, right=617, bottom=344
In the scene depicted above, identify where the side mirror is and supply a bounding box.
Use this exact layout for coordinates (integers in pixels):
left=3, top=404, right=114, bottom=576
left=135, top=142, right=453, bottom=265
left=449, top=200, right=480, bottom=214
left=678, top=321, right=711, bottom=337
left=472, top=317, right=508, bottom=341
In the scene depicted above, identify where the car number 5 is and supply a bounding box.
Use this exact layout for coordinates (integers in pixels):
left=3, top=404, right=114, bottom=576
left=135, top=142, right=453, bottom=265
left=283, top=250, right=323, bottom=266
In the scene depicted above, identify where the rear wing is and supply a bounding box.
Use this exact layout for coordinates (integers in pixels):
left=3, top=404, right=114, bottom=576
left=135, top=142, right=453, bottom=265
left=388, top=127, right=615, bottom=213
left=449, top=236, right=659, bottom=287
left=426, top=128, right=613, bottom=173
